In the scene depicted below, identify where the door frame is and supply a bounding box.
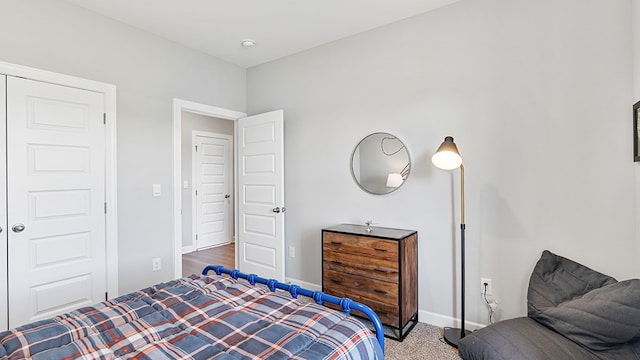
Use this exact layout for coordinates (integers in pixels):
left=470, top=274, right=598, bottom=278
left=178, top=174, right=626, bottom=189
left=0, top=75, right=6, bottom=329
left=172, top=99, right=245, bottom=278
left=190, top=131, right=233, bottom=253
left=0, top=61, right=119, bottom=299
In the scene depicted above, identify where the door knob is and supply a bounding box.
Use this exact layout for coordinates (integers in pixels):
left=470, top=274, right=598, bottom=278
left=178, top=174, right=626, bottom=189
left=272, top=207, right=281, bottom=213
left=224, top=194, right=230, bottom=199
left=12, top=224, right=25, bottom=233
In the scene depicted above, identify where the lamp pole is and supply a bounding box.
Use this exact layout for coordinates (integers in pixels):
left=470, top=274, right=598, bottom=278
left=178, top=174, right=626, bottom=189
left=459, top=164, right=466, bottom=340
left=443, top=164, right=469, bottom=347
left=432, top=136, right=470, bottom=348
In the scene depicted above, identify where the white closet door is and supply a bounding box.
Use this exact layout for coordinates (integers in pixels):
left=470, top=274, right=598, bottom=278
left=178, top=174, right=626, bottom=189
left=6, top=77, right=107, bottom=328
left=194, top=134, right=232, bottom=249
left=0, top=75, right=7, bottom=330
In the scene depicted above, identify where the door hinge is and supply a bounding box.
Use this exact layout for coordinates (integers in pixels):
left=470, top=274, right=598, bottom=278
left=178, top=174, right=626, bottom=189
left=195, top=190, right=198, bottom=196
left=195, top=145, right=198, bottom=152
left=105, top=292, right=108, bottom=301
left=104, top=202, right=107, bottom=214
left=103, top=113, right=106, bottom=125
left=195, top=234, right=198, bottom=240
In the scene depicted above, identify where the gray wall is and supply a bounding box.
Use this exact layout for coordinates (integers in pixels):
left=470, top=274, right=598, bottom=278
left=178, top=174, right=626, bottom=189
left=247, top=0, right=635, bottom=326
left=181, top=111, right=234, bottom=249
left=0, top=0, right=246, bottom=294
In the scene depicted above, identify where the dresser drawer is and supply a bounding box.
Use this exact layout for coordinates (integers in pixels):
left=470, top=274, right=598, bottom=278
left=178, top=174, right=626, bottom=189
left=323, top=252, right=399, bottom=283
left=325, top=293, right=400, bottom=328
left=323, top=232, right=398, bottom=261
left=323, top=269, right=398, bottom=306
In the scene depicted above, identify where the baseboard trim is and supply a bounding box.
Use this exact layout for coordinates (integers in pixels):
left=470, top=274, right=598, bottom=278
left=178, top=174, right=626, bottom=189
left=182, top=245, right=195, bottom=254
left=282, top=278, right=486, bottom=331
left=418, top=309, right=485, bottom=331
left=285, top=277, right=322, bottom=292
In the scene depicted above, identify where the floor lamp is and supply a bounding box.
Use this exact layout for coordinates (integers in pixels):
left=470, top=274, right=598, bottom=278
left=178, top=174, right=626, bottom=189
left=432, top=136, right=470, bottom=348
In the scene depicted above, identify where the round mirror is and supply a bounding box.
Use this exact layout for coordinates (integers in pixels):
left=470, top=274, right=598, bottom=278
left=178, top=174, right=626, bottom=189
left=351, top=132, right=411, bottom=195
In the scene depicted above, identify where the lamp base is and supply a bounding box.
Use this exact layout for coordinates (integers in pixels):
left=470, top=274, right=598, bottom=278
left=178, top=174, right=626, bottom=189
left=443, top=327, right=471, bottom=348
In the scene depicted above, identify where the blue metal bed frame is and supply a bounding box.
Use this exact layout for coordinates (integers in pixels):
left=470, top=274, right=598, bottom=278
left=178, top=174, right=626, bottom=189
left=202, top=265, right=385, bottom=354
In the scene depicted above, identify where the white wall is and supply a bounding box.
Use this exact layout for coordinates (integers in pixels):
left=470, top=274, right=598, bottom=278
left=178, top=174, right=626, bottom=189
left=247, top=0, right=635, bottom=327
left=0, top=0, right=246, bottom=294
left=181, top=112, right=234, bottom=249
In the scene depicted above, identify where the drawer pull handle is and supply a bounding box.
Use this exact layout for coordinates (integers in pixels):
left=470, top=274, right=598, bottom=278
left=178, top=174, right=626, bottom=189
left=331, top=241, right=342, bottom=245
left=331, top=279, right=343, bottom=284
left=331, top=260, right=343, bottom=265
left=374, top=248, right=388, bottom=252
left=374, top=268, right=388, bottom=273
left=373, top=289, right=387, bottom=294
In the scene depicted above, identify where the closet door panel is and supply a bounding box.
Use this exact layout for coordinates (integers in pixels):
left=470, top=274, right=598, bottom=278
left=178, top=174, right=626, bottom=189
left=6, top=77, right=106, bottom=328
left=0, top=75, right=7, bottom=331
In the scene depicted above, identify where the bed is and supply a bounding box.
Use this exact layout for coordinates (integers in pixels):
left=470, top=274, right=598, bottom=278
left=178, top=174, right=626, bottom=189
left=0, top=265, right=384, bottom=359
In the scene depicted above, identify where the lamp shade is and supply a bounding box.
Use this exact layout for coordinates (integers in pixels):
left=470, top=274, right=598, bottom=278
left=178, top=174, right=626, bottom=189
left=386, top=173, right=403, bottom=187
left=432, top=136, right=462, bottom=170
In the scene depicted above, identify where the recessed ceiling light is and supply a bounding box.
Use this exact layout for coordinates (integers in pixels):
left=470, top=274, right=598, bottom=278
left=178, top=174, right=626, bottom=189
left=241, top=39, right=255, bottom=48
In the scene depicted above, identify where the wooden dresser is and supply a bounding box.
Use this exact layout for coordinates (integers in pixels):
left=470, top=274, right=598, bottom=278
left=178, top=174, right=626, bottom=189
left=322, top=224, right=418, bottom=340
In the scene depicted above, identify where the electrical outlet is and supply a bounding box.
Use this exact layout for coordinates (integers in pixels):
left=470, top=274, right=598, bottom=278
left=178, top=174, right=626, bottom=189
left=288, top=246, right=295, bottom=258
left=481, top=277, right=493, bottom=296
left=152, top=258, right=161, bottom=271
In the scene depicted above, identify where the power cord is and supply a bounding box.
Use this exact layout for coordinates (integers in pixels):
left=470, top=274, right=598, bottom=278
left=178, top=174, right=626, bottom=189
left=483, top=283, right=498, bottom=324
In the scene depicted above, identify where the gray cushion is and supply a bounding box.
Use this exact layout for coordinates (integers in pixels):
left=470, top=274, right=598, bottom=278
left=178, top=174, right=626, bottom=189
left=458, top=317, right=601, bottom=360
left=528, top=250, right=616, bottom=312
left=533, top=279, right=640, bottom=350
left=459, top=317, right=640, bottom=360
left=528, top=250, right=640, bottom=350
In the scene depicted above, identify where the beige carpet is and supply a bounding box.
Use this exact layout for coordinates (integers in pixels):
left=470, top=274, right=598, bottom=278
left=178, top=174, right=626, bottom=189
left=385, top=323, right=462, bottom=360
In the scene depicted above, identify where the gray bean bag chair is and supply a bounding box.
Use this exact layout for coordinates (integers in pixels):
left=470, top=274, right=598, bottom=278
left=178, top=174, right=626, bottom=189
left=459, top=250, right=640, bottom=359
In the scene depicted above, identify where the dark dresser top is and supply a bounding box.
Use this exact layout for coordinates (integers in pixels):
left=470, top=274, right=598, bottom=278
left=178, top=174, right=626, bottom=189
left=322, top=224, right=416, bottom=240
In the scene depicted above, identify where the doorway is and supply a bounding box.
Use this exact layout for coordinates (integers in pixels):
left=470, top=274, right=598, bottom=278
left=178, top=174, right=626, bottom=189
left=181, top=113, right=234, bottom=273
left=181, top=120, right=234, bottom=252
left=182, top=243, right=235, bottom=277
left=172, top=99, right=245, bottom=278
left=172, top=101, right=286, bottom=281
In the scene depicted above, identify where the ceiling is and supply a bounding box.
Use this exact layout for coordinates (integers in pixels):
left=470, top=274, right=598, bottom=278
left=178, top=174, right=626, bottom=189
left=61, top=0, right=461, bottom=68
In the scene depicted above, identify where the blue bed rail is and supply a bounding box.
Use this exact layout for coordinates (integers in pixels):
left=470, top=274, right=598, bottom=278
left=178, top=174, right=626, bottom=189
left=202, top=265, right=385, bottom=354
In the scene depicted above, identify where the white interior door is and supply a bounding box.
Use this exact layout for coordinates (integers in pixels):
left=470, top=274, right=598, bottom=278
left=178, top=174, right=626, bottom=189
left=6, top=76, right=107, bottom=328
left=194, top=134, right=232, bottom=249
left=237, top=110, right=285, bottom=281
left=0, top=75, right=7, bottom=330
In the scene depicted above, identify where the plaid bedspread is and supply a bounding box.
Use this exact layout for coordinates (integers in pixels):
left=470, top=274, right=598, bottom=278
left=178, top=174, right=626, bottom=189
left=0, top=275, right=383, bottom=359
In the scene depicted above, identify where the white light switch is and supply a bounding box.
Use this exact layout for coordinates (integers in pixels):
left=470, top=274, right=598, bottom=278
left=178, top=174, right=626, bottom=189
left=153, top=184, right=161, bottom=197
left=183, top=181, right=189, bottom=189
